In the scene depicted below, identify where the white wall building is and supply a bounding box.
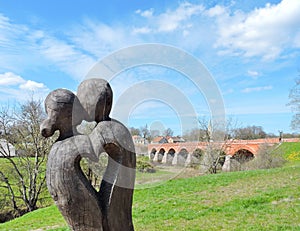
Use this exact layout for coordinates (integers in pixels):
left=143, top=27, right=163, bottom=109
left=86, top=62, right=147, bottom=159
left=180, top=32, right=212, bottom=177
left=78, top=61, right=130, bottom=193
left=0, top=139, right=16, bottom=157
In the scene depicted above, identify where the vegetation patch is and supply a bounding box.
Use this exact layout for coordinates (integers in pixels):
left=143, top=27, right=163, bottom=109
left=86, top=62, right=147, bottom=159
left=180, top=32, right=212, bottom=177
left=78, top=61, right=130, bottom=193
left=1, top=162, right=299, bottom=231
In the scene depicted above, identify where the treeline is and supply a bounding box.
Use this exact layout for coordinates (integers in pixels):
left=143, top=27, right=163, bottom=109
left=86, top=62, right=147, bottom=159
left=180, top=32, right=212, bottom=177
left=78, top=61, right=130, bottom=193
left=183, top=125, right=299, bottom=142
left=129, top=125, right=174, bottom=142
left=129, top=123, right=299, bottom=142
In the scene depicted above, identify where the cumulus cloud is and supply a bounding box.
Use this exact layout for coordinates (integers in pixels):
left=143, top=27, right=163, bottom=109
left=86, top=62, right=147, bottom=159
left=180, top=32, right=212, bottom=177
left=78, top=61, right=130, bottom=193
left=0, top=72, right=25, bottom=85
left=210, top=0, right=300, bottom=60
left=19, top=80, right=47, bottom=91
left=242, top=85, right=272, bottom=93
left=0, top=72, right=49, bottom=102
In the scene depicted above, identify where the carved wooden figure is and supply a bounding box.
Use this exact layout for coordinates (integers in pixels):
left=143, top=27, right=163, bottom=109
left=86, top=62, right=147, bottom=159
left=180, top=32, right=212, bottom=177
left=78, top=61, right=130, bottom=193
left=40, top=79, right=136, bottom=231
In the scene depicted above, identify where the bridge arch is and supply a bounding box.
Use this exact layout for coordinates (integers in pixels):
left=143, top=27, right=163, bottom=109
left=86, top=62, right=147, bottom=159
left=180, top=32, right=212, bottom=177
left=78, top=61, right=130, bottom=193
left=229, top=145, right=256, bottom=156
left=178, top=148, right=188, bottom=158
left=150, top=148, right=157, bottom=160
left=233, top=149, right=255, bottom=163
left=157, top=148, right=166, bottom=162
left=167, top=148, right=176, bottom=157
left=192, top=148, right=204, bottom=159
left=176, top=148, right=188, bottom=166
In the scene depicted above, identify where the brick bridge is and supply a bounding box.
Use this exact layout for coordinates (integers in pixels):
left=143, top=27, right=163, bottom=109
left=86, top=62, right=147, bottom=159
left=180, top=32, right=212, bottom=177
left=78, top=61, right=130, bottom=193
left=147, top=138, right=299, bottom=166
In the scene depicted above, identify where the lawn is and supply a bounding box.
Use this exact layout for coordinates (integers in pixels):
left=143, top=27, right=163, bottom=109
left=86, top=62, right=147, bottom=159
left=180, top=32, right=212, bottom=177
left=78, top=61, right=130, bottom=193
left=0, top=142, right=300, bottom=230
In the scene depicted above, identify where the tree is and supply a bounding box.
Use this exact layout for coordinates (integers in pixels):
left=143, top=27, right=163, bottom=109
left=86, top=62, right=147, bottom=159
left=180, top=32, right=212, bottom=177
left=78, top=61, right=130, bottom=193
left=0, top=99, right=54, bottom=217
left=150, top=129, right=160, bottom=138
left=183, top=128, right=212, bottom=142
left=288, top=77, right=300, bottom=131
left=233, top=125, right=267, bottom=140
left=197, top=117, right=234, bottom=174
left=163, top=128, right=174, bottom=137
left=140, top=124, right=150, bottom=141
left=129, top=127, right=140, bottom=136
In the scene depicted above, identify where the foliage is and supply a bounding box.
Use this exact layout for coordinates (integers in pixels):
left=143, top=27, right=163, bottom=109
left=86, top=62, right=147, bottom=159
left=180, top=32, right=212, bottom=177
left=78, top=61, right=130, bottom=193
left=136, top=156, right=155, bottom=173
left=80, top=154, right=109, bottom=190
left=232, top=125, right=267, bottom=140
left=183, top=120, right=270, bottom=142
left=129, top=127, right=141, bottom=136
left=242, top=144, right=286, bottom=170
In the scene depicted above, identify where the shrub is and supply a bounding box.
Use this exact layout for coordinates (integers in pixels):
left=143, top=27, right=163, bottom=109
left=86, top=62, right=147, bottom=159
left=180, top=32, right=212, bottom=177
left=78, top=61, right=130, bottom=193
left=136, top=156, right=156, bottom=173
left=242, top=144, right=286, bottom=170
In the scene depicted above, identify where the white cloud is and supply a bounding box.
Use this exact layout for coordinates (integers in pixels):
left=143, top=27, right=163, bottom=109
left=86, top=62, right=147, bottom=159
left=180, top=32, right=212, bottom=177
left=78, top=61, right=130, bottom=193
left=67, top=19, right=138, bottom=64
left=132, top=27, right=152, bottom=35
left=133, top=2, right=204, bottom=34
left=241, top=85, right=272, bottom=93
left=39, top=36, right=95, bottom=80
left=210, top=0, right=300, bottom=60
left=0, top=13, right=95, bottom=81
left=135, top=8, right=154, bottom=18
left=206, top=5, right=226, bottom=17
left=247, top=70, right=260, bottom=78
left=19, top=80, right=47, bottom=91
left=0, top=72, right=49, bottom=102
left=158, top=3, right=204, bottom=32
left=0, top=72, right=25, bottom=85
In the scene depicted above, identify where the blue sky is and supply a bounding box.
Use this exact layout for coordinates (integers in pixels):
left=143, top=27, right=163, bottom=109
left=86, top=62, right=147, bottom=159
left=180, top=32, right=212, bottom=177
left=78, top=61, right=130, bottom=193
left=0, top=0, right=299, bottom=136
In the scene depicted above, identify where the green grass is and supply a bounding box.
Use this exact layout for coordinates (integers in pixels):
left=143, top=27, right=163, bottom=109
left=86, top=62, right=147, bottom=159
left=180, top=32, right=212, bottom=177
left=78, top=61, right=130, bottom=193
left=278, top=142, right=300, bottom=163
left=0, top=157, right=52, bottom=214
left=1, top=164, right=299, bottom=231
left=133, top=165, right=300, bottom=231
left=1, top=142, right=300, bottom=230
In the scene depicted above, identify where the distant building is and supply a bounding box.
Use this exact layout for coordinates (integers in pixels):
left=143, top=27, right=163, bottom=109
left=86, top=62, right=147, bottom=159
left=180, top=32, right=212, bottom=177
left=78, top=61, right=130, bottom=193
left=132, top=135, right=148, bottom=145
left=151, top=136, right=168, bottom=144
left=167, top=136, right=185, bottom=143
left=0, top=139, right=16, bottom=157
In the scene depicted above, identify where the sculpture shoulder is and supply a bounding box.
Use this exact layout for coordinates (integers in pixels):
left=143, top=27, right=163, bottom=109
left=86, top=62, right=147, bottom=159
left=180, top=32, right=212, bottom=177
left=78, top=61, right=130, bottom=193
left=49, top=135, right=98, bottom=161
left=90, top=119, right=134, bottom=153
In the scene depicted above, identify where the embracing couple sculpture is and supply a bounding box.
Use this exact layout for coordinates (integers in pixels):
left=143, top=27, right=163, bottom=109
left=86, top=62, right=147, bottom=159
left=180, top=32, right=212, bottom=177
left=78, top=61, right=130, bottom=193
left=40, top=79, right=136, bottom=231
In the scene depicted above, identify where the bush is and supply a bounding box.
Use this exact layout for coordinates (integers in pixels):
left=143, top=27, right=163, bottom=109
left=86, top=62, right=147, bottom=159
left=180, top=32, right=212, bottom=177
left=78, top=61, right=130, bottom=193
left=136, top=156, right=156, bottom=173
left=242, top=144, right=286, bottom=170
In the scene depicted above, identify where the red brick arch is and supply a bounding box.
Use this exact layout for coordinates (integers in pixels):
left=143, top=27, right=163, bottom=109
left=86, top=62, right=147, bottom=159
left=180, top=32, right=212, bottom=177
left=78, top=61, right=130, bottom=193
left=226, top=145, right=258, bottom=156
left=148, top=138, right=286, bottom=158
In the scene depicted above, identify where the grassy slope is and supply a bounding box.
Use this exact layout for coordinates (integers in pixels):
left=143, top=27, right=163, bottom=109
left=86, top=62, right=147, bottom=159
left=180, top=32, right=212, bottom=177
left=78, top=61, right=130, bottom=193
left=1, top=142, right=300, bottom=231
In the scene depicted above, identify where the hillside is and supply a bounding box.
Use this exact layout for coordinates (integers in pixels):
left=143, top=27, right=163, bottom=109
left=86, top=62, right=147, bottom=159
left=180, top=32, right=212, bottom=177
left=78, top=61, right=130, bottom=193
left=0, top=142, right=299, bottom=230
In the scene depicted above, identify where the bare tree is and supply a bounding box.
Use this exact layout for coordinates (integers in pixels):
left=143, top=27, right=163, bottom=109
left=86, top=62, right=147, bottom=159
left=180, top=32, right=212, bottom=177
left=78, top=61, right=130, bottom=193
left=233, top=125, right=267, bottom=140
left=129, top=127, right=141, bottom=136
left=198, top=117, right=236, bottom=174
left=163, top=128, right=174, bottom=137
left=140, top=124, right=150, bottom=141
left=150, top=129, right=160, bottom=138
left=0, top=99, right=54, bottom=217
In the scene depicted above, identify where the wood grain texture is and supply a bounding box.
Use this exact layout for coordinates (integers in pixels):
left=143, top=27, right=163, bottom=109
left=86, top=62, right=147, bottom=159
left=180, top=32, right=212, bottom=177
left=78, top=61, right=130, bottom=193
left=41, top=79, right=136, bottom=231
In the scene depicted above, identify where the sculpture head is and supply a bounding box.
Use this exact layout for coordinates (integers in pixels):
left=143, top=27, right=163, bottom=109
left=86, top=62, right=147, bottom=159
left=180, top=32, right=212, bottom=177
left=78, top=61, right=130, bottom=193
left=40, top=89, right=84, bottom=140
left=76, top=78, right=113, bottom=123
